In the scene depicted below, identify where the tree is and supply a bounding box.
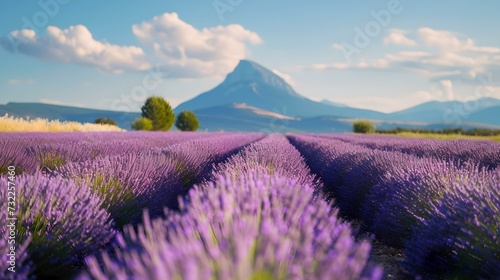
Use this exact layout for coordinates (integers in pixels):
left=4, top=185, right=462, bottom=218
left=141, top=96, right=175, bottom=131
left=353, top=120, right=376, bottom=134
left=94, top=117, right=116, bottom=126
left=131, top=117, right=153, bottom=131
left=175, top=111, right=199, bottom=131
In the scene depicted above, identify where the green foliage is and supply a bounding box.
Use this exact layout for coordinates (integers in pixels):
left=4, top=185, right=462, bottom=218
left=38, top=153, right=66, bottom=172
left=141, top=96, right=175, bottom=131
left=175, top=110, right=200, bottom=131
left=250, top=271, right=277, bottom=280
left=353, top=120, right=376, bottom=134
left=94, top=117, right=117, bottom=126
left=174, top=160, right=196, bottom=189
left=0, top=157, right=24, bottom=175
left=78, top=173, right=138, bottom=228
left=131, top=117, right=153, bottom=131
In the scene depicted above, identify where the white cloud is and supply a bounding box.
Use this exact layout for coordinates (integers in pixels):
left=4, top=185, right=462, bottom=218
left=440, top=79, right=454, bottom=100
left=132, top=12, right=262, bottom=78
left=411, top=80, right=456, bottom=104
left=417, top=27, right=465, bottom=50
left=294, top=59, right=389, bottom=72
left=306, top=27, right=500, bottom=85
left=1, top=25, right=150, bottom=74
left=7, top=79, right=34, bottom=85
left=272, top=69, right=296, bottom=87
left=384, top=29, right=417, bottom=46
left=332, top=43, right=344, bottom=50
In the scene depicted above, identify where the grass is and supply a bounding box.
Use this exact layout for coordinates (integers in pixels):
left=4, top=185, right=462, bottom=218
left=383, top=132, right=500, bottom=142
left=38, top=153, right=66, bottom=172
left=78, top=173, right=138, bottom=228
left=0, top=114, right=124, bottom=132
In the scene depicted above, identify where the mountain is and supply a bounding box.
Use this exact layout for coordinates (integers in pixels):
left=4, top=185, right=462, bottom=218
left=193, top=103, right=353, bottom=132
left=192, top=103, right=497, bottom=132
left=175, top=60, right=386, bottom=119
left=388, top=97, right=500, bottom=123
left=468, top=105, right=500, bottom=126
left=0, top=102, right=140, bottom=129
left=2, top=60, right=500, bottom=132
left=320, top=99, right=348, bottom=107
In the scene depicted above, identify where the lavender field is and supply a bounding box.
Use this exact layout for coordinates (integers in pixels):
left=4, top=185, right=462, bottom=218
left=1, top=132, right=499, bottom=279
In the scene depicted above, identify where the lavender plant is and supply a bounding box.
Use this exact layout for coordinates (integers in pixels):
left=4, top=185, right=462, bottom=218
left=210, top=134, right=318, bottom=187
left=159, top=133, right=265, bottom=187
left=0, top=174, right=115, bottom=278
left=403, top=168, right=500, bottom=278
left=0, top=232, right=32, bottom=279
left=0, top=137, right=39, bottom=175
left=55, top=151, right=183, bottom=227
left=323, top=134, right=500, bottom=170
left=82, top=172, right=382, bottom=280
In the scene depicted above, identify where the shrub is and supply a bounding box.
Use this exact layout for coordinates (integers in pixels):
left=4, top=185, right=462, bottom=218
left=131, top=117, right=153, bottom=131
left=353, top=120, right=375, bottom=134
left=94, top=117, right=117, bottom=126
left=141, top=96, right=175, bottom=131
left=175, top=110, right=199, bottom=131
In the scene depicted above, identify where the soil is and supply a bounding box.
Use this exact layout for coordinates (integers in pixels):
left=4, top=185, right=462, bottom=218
left=349, top=219, right=416, bottom=280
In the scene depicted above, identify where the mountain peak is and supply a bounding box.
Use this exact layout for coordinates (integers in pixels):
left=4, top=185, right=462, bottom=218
left=222, top=60, right=299, bottom=96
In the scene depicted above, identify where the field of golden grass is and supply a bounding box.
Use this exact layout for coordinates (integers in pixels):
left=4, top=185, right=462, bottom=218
left=0, top=115, right=125, bottom=132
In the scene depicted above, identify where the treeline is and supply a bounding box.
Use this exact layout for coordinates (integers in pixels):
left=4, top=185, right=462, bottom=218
left=377, top=127, right=500, bottom=136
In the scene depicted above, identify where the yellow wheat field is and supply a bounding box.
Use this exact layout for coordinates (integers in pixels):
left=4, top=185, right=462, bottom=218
left=0, top=114, right=125, bottom=132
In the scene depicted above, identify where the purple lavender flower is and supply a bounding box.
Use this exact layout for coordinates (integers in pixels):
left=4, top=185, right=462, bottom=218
left=82, top=172, right=381, bottom=280
left=0, top=174, right=114, bottom=278
left=210, top=134, right=319, bottom=187
left=403, top=168, right=500, bottom=278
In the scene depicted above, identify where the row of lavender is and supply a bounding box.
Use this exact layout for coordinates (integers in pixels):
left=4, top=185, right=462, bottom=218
left=288, top=134, right=499, bottom=279
left=0, top=131, right=233, bottom=174
left=82, top=134, right=382, bottom=279
left=1, top=132, right=265, bottom=279
left=317, top=133, right=500, bottom=170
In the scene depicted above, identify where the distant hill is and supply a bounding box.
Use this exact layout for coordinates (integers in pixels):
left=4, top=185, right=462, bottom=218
left=0, top=102, right=140, bottom=129
left=389, top=97, right=500, bottom=124
left=468, top=105, right=500, bottom=126
left=320, top=99, right=348, bottom=107
left=2, top=60, right=500, bottom=132
left=193, top=103, right=353, bottom=132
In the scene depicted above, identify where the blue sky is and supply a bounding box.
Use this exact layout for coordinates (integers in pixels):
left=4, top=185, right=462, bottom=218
left=1, top=0, right=500, bottom=113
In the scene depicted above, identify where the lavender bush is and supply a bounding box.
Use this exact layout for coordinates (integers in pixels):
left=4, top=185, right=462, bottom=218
left=0, top=137, right=39, bottom=175
left=322, top=134, right=500, bottom=170
left=82, top=172, right=382, bottom=280
left=0, top=174, right=114, bottom=278
left=55, top=151, right=183, bottom=227
left=210, top=134, right=318, bottom=187
left=403, top=168, right=500, bottom=278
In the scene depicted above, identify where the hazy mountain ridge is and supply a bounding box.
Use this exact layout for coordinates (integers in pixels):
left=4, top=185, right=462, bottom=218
left=2, top=60, right=499, bottom=132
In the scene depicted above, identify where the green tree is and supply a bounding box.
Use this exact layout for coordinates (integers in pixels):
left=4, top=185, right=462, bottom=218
left=94, top=117, right=117, bottom=126
left=141, top=96, right=175, bottom=131
left=175, top=111, right=200, bottom=131
left=353, top=120, right=376, bottom=134
left=131, top=117, right=153, bottom=131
